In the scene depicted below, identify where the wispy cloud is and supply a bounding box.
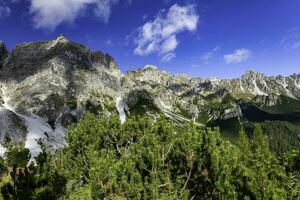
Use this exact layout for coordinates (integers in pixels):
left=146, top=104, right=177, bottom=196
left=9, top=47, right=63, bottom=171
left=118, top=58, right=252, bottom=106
left=292, top=41, right=300, bottom=49
left=201, top=46, right=220, bottom=64
left=281, top=27, right=300, bottom=50
left=161, top=52, right=176, bottom=62
left=0, top=0, right=12, bottom=18
left=224, top=48, right=252, bottom=64
left=134, top=4, right=199, bottom=60
left=29, top=0, right=119, bottom=30
left=281, top=33, right=299, bottom=44
left=0, top=5, right=10, bottom=18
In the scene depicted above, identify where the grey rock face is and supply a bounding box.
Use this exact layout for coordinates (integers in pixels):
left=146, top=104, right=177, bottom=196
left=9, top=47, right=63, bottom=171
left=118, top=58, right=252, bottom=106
left=0, top=108, right=27, bottom=143
left=221, top=106, right=242, bottom=120
left=0, top=36, right=299, bottom=156
left=0, top=36, right=121, bottom=121
left=254, top=93, right=280, bottom=106
left=0, top=36, right=122, bottom=156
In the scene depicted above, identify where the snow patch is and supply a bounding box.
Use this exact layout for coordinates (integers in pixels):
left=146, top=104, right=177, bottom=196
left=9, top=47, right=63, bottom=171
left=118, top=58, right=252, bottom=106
left=277, top=78, right=296, bottom=99
left=262, top=80, right=278, bottom=95
left=22, top=115, right=66, bottom=163
left=159, top=98, right=172, bottom=110
left=46, top=40, right=59, bottom=50
left=280, top=78, right=292, bottom=94
left=0, top=143, right=6, bottom=157
left=1, top=87, right=66, bottom=161
left=239, top=79, right=245, bottom=92
left=251, top=80, right=267, bottom=96
left=208, top=77, right=221, bottom=87
left=295, top=79, right=300, bottom=89
left=143, top=65, right=158, bottom=70
left=46, top=36, right=68, bottom=50
left=116, top=96, right=126, bottom=124
left=262, top=80, right=270, bottom=90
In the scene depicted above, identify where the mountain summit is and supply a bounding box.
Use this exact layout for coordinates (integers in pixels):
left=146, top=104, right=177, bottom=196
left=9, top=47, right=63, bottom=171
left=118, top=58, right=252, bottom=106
left=0, top=37, right=300, bottom=157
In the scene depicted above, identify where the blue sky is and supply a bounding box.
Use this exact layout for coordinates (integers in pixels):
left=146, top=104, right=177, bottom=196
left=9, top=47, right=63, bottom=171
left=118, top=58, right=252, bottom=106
left=0, top=0, right=300, bottom=78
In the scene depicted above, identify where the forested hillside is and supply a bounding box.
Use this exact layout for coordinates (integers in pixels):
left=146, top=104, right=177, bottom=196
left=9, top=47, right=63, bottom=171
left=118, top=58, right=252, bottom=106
left=0, top=114, right=299, bottom=200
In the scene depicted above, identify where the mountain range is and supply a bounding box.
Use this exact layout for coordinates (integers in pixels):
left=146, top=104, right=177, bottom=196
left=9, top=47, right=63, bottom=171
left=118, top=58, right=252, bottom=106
left=0, top=36, right=300, bottom=158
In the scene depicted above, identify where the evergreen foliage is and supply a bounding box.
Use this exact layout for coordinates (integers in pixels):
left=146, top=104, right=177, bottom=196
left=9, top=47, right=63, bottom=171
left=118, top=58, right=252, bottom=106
left=0, top=140, right=66, bottom=200
left=0, top=114, right=299, bottom=199
left=261, top=121, right=300, bottom=154
left=63, top=114, right=300, bottom=199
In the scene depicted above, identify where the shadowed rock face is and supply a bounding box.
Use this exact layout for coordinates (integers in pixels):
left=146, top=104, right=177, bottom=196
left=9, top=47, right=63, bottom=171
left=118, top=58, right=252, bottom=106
left=0, top=41, right=8, bottom=70
left=0, top=109, right=27, bottom=143
left=0, top=36, right=121, bottom=119
left=0, top=36, right=113, bottom=82
left=0, top=36, right=299, bottom=155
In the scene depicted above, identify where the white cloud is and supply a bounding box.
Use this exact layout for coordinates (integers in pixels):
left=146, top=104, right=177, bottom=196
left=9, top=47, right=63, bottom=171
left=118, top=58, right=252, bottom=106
left=201, top=46, right=220, bottom=64
left=134, top=4, right=199, bottom=59
left=224, top=48, right=252, bottom=64
left=160, top=35, right=178, bottom=54
left=161, top=52, right=176, bottom=62
left=29, top=0, right=119, bottom=30
left=94, top=0, right=119, bottom=22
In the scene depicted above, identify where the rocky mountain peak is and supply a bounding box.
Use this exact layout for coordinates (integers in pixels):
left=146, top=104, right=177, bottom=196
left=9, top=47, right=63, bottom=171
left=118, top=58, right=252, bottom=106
left=56, top=35, right=69, bottom=42
left=45, top=35, right=70, bottom=49
left=143, top=65, right=158, bottom=71
left=91, top=51, right=120, bottom=75
left=0, top=36, right=122, bottom=81
left=242, top=70, right=266, bottom=80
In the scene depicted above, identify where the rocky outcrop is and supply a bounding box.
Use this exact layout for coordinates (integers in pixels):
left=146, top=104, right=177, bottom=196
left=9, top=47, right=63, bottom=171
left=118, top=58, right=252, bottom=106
left=254, top=93, right=280, bottom=106
left=220, top=106, right=242, bottom=120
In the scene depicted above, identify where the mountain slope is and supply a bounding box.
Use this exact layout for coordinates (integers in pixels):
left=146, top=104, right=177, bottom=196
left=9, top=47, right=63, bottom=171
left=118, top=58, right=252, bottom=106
left=0, top=36, right=300, bottom=157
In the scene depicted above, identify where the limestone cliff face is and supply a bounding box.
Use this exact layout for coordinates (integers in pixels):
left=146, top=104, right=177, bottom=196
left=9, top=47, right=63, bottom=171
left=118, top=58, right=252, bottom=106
left=0, top=36, right=299, bottom=157
left=121, top=65, right=300, bottom=124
